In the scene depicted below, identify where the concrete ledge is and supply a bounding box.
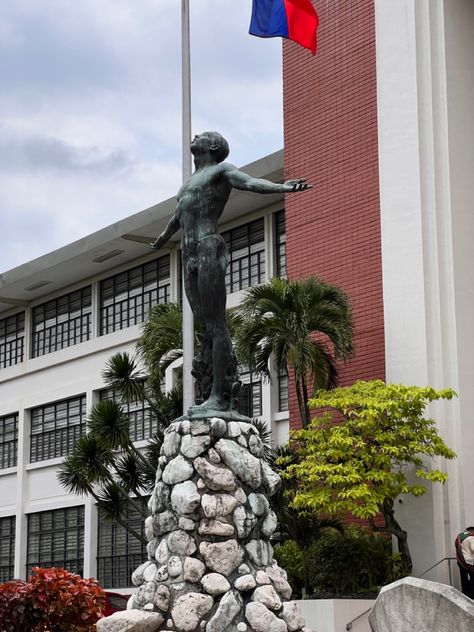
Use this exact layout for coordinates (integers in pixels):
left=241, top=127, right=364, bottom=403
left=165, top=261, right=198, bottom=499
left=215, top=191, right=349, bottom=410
left=369, top=577, right=474, bottom=632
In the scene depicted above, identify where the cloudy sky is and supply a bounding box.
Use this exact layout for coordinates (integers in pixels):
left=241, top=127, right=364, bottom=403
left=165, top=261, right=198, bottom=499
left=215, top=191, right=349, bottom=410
left=0, top=1, right=283, bottom=272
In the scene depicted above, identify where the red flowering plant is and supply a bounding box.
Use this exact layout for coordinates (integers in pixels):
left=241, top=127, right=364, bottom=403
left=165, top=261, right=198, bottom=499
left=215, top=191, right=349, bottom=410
left=0, top=567, right=106, bottom=632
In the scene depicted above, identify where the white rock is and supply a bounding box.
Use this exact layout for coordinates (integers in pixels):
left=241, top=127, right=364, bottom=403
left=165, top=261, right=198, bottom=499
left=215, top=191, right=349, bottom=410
left=206, top=590, right=242, bottom=632
left=163, top=431, right=181, bottom=457
left=227, top=421, right=241, bottom=437
left=171, top=593, right=214, bottom=632
left=245, top=602, right=287, bottom=632
left=181, top=434, right=211, bottom=458
left=197, top=478, right=207, bottom=491
left=281, top=602, right=306, bottom=632
left=167, top=530, right=197, bottom=556
left=190, top=419, right=211, bottom=435
left=248, top=434, right=264, bottom=457
left=168, top=555, right=183, bottom=578
left=237, top=623, right=248, bottom=632
left=155, top=539, right=169, bottom=565
left=201, top=572, right=231, bottom=595
left=194, top=458, right=237, bottom=492
left=131, top=561, right=155, bottom=587
left=199, top=519, right=235, bottom=537
left=210, top=417, right=227, bottom=438
left=256, top=571, right=271, bottom=585
left=246, top=540, right=273, bottom=567
left=233, top=488, right=247, bottom=504
left=214, top=439, right=262, bottom=489
left=237, top=436, right=248, bottom=448
left=252, top=585, right=282, bottom=611
left=199, top=540, right=243, bottom=576
left=202, top=493, right=239, bottom=518
left=145, top=516, right=154, bottom=542
left=171, top=480, right=201, bottom=515
left=156, top=565, right=169, bottom=582
left=143, top=563, right=158, bottom=583
left=260, top=461, right=281, bottom=496
left=126, top=594, right=135, bottom=610
left=162, top=455, right=194, bottom=485
left=234, top=574, right=257, bottom=592
left=149, top=482, right=171, bottom=514
left=238, top=422, right=253, bottom=434
left=265, top=566, right=292, bottom=600
left=96, top=610, right=164, bottom=632
left=180, top=420, right=191, bottom=434
left=208, top=448, right=221, bottom=463
left=179, top=517, right=196, bottom=531
left=166, top=421, right=181, bottom=434
left=153, top=510, right=178, bottom=535
left=233, top=506, right=257, bottom=539
left=135, top=581, right=157, bottom=606
left=153, top=584, right=170, bottom=612
left=248, top=493, right=270, bottom=517
left=261, top=510, right=278, bottom=538
left=183, top=556, right=207, bottom=583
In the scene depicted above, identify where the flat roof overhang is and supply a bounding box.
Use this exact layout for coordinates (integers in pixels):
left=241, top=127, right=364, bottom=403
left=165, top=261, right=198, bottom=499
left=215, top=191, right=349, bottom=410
left=0, top=150, right=283, bottom=315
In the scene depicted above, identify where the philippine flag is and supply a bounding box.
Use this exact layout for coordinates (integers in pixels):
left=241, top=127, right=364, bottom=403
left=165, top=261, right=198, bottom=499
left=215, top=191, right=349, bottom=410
left=249, top=0, right=319, bottom=55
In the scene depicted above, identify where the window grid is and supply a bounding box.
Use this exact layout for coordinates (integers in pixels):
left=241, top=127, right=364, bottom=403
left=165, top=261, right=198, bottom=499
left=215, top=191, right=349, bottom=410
left=99, top=388, right=158, bottom=443
left=30, top=395, right=86, bottom=463
left=27, top=506, right=84, bottom=578
left=32, top=287, right=92, bottom=358
left=97, top=498, right=148, bottom=588
left=0, top=516, right=15, bottom=583
left=0, top=413, right=18, bottom=469
left=100, top=255, right=171, bottom=335
left=0, top=312, right=25, bottom=368
left=238, top=368, right=263, bottom=418
left=275, top=210, right=286, bottom=278
left=223, top=218, right=265, bottom=294
left=278, top=372, right=289, bottom=412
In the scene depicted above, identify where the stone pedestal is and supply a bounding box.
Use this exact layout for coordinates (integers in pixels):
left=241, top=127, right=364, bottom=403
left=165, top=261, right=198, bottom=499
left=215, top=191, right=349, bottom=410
left=97, top=417, right=315, bottom=632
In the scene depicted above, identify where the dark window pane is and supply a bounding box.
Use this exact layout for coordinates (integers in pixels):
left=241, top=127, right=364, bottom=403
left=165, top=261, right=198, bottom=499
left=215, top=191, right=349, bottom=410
left=222, top=219, right=265, bottom=294
left=238, top=367, right=262, bottom=417
left=32, top=288, right=91, bottom=357
left=0, top=413, right=18, bottom=469
left=274, top=210, right=286, bottom=278
left=278, top=372, right=289, bottom=412
left=99, top=256, right=171, bottom=335
left=0, top=516, right=15, bottom=582
left=0, top=312, right=25, bottom=368
left=27, top=506, right=84, bottom=578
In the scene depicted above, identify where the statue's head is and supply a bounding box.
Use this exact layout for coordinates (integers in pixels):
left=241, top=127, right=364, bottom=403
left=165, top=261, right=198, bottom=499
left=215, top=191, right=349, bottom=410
left=191, top=131, right=229, bottom=163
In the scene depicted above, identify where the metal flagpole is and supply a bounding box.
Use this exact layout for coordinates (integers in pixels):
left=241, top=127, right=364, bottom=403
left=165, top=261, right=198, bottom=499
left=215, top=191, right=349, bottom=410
left=181, top=0, right=194, bottom=414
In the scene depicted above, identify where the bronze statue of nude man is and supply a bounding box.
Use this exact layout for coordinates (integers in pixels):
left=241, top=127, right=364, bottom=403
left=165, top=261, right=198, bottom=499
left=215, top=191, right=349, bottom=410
left=151, top=132, right=310, bottom=418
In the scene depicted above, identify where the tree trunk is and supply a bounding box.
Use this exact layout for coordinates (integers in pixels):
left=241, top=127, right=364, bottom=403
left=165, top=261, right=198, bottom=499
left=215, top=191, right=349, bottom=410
left=302, top=545, right=312, bottom=597
left=294, top=370, right=308, bottom=429
left=301, top=376, right=311, bottom=428
left=382, top=498, right=413, bottom=573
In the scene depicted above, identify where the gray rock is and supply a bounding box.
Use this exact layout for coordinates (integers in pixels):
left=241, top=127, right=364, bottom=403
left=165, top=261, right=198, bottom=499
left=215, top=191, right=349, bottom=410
left=153, top=584, right=170, bottom=612
left=234, top=574, right=257, bottom=592
left=190, top=419, right=211, bottom=435
left=248, top=434, right=264, bottom=457
left=266, top=566, right=292, bottom=600
left=245, top=540, right=273, bottom=567
left=261, top=510, right=278, bottom=538
left=255, top=571, right=271, bottom=585
left=199, top=518, right=235, bottom=537
left=238, top=422, right=253, bottom=434
left=248, top=493, right=270, bottom=517
left=167, top=530, right=197, bottom=556
left=237, top=436, right=248, bottom=448
left=281, top=602, right=306, bottom=632
left=238, top=564, right=251, bottom=575
left=180, top=420, right=191, bottom=434
left=171, top=593, right=214, bottom=632
left=233, top=506, right=258, bottom=539
left=227, top=421, right=241, bottom=437
left=237, top=623, right=248, bottom=632
left=166, top=421, right=181, bottom=435
left=163, top=431, right=181, bottom=457
left=96, top=610, right=164, bottom=632
left=168, top=555, right=183, bottom=578
left=252, top=585, right=282, bottom=611
left=214, top=439, right=262, bottom=489
left=162, top=455, right=194, bottom=485
left=206, top=589, right=243, bottom=632
left=181, top=433, right=211, bottom=458
left=194, top=457, right=237, bottom=492
left=142, top=562, right=158, bottom=583
left=202, top=493, right=239, bottom=518
left=179, top=517, right=196, bottom=531
left=146, top=540, right=158, bottom=560
left=153, top=510, right=178, bottom=536
left=171, top=480, right=201, bottom=515
left=201, top=572, right=231, bottom=595
left=131, top=561, right=155, bottom=587
left=233, top=488, right=247, bottom=504
left=155, top=538, right=169, bottom=565
left=199, top=540, right=243, bottom=576
left=245, top=602, right=287, bottom=632
left=135, top=581, right=157, bottom=606
left=210, top=417, right=227, bottom=438
left=144, top=516, right=154, bottom=542
left=260, top=461, right=281, bottom=496
left=369, top=577, right=474, bottom=632
left=208, top=448, right=221, bottom=463
left=149, top=482, right=171, bottom=514
left=156, top=565, right=169, bottom=582
left=183, top=556, right=207, bottom=583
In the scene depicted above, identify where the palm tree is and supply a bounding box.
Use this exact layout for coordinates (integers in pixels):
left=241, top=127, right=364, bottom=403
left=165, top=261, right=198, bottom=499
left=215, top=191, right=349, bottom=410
left=235, top=276, right=354, bottom=427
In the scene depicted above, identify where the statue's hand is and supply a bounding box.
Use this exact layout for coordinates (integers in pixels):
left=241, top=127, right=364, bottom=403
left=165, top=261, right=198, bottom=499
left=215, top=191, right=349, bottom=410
left=150, top=234, right=166, bottom=250
left=283, top=178, right=312, bottom=192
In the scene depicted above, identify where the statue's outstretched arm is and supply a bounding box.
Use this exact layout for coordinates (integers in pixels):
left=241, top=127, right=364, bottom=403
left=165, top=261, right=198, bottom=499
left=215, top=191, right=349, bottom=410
left=151, top=214, right=180, bottom=250
left=224, top=164, right=312, bottom=194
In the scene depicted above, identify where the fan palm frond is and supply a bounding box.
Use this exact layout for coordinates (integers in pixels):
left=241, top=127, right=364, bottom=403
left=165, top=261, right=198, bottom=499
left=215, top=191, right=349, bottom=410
left=88, top=400, right=131, bottom=450
left=102, top=352, right=147, bottom=402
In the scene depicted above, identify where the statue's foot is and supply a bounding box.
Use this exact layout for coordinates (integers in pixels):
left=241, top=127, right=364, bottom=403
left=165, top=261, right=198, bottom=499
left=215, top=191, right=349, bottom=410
left=191, top=396, right=228, bottom=413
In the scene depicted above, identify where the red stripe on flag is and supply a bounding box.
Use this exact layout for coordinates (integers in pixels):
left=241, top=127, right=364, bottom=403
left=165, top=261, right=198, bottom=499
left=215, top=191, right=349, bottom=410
left=284, top=0, right=319, bottom=54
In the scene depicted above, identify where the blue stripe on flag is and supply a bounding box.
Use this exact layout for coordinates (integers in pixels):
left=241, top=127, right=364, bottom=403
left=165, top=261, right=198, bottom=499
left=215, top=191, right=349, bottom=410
left=249, top=0, right=289, bottom=38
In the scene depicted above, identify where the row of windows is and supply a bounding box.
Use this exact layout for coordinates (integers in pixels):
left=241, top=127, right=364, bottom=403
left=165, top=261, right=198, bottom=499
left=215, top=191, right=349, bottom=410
left=0, top=212, right=285, bottom=366
left=1, top=504, right=146, bottom=589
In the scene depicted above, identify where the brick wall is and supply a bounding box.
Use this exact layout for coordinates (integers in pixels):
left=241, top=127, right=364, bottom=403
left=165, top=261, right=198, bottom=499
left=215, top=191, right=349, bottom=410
left=283, top=0, right=385, bottom=430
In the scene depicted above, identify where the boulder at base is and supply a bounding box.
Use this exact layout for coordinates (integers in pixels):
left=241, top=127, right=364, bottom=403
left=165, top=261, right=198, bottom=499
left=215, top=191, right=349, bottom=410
left=96, top=609, right=164, bottom=632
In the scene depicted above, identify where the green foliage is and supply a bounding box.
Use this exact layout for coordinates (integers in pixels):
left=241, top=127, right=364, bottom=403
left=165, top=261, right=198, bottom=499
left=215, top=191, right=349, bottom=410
left=0, top=567, right=105, bottom=632
left=235, top=276, right=354, bottom=427
left=273, top=540, right=304, bottom=596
